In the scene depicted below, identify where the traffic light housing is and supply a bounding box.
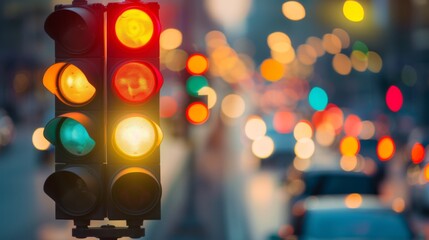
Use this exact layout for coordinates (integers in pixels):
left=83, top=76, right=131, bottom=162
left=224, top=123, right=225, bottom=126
left=106, top=1, right=162, bottom=222
left=42, top=2, right=106, bottom=221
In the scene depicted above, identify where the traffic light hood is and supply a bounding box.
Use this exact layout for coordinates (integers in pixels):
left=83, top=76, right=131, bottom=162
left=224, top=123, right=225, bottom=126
left=45, top=7, right=97, bottom=54
left=44, top=166, right=101, bottom=216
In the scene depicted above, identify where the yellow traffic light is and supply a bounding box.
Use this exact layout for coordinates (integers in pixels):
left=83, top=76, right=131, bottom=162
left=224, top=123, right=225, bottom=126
left=43, top=63, right=96, bottom=106
left=115, top=9, right=154, bottom=48
left=113, top=115, right=162, bottom=158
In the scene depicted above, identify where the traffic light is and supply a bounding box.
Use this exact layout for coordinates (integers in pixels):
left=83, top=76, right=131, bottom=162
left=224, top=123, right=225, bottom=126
left=106, top=1, right=163, bottom=224
left=42, top=1, right=163, bottom=235
left=185, top=54, right=210, bottom=125
left=42, top=1, right=106, bottom=222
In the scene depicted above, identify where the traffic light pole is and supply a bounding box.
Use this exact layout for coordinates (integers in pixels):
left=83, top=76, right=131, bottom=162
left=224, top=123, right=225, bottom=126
left=72, top=224, right=145, bottom=240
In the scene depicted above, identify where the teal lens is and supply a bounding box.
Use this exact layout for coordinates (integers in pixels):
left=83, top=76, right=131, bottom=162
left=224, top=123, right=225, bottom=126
left=60, top=118, right=95, bottom=156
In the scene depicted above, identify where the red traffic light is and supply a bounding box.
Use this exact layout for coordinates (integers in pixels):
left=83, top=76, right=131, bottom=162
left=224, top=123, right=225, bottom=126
left=112, top=61, right=163, bottom=103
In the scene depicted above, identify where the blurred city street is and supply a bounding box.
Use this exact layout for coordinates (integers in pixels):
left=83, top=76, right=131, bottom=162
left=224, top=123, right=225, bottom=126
left=2, top=0, right=429, bottom=239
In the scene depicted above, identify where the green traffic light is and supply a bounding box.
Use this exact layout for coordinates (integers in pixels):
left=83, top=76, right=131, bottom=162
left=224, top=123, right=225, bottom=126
left=60, top=118, right=95, bottom=156
left=186, top=76, right=208, bottom=97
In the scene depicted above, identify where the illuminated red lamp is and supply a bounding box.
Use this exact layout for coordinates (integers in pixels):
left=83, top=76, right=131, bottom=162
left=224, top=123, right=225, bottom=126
left=186, top=102, right=209, bottom=125
left=112, top=61, right=163, bottom=103
left=377, top=136, right=396, bottom=161
left=411, top=143, right=425, bottom=164
left=386, top=85, right=403, bottom=112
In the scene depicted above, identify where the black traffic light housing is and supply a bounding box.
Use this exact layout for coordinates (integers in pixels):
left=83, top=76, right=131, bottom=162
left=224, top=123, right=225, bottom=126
left=43, top=2, right=106, bottom=221
left=105, top=1, right=162, bottom=222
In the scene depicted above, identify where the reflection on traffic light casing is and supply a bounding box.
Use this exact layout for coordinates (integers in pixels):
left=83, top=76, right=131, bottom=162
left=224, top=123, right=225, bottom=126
left=42, top=2, right=105, bottom=221
left=107, top=1, right=162, bottom=221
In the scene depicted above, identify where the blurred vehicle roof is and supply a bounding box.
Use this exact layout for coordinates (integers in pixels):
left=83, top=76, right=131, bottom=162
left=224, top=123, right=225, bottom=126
left=301, top=170, right=379, bottom=196
left=297, top=196, right=414, bottom=240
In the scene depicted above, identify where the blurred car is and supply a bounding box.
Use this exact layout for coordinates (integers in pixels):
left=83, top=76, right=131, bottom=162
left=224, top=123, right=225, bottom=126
left=286, top=196, right=416, bottom=239
left=0, top=108, right=15, bottom=152
left=286, top=169, right=380, bottom=227
left=294, top=169, right=379, bottom=196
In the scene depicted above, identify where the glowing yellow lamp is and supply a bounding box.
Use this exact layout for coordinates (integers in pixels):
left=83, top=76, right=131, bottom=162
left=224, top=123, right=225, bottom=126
left=59, top=64, right=96, bottom=104
left=43, top=63, right=96, bottom=106
left=115, top=9, right=154, bottom=48
left=113, top=116, right=163, bottom=158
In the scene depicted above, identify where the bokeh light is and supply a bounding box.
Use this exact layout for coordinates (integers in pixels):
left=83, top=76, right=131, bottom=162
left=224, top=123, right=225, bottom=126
left=340, top=136, right=360, bottom=156
left=392, top=198, right=405, bottom=213
left=198, top=86, right=217, bottom=109
left=367, top=51, right=383, bottom=73
left=345, top=193, right=363, bottom=208
left=271, top=48, right=296, bottom=64
left=294, top=138, right=315, bottom=159
left=160, top=28, right=182, bottom=50
left=424, top=164, right=429, bottom=181
left=309, top=87, right=328, bottom=111
left=252, top=136, right=275, bottom=159
left=343, top=0, right=365, bottom=22
left=293, top=157, right=311, bottom=171
left=306, top=36, right=325, bottom=57
left=186, top=54, right=209, bottom=75
left=186, top=102, right=209, bottom=125
left=32, top=128, right=51, bottom=151
left=164, top=49, right=188, bottom=72
left=340, top=155, right=358, bottom=172
left=332, top=53, right=352, bottom=75
left=315, top=123, right=335, bottom=147
left=359, top=121, right=375, bottom=140
left=221, top=94, right=246, bottom=118
left=344, top=114, right=362, bottom=137
left=267, top=32, right=291, bottom=52
left=411, top=143, right=425, bottom=164
left=260, top=58, right=284, bottom=81
left=294, top=120, right=313, bottom=140
left=160, top=96, right=178, bottom=118
left=245, top=116, right=267, bottom=140
left=322, top=34, right=342, bottom=55
left=351, top=50, right=368, bottom=72
left=282, top=1, right=306, bottom=21
left=332, top=28, right=350, bottom=49
left=297, top=44, right=317, bottom=65
left=353, top=41, right=369, bottom=54
left=377, top=136, right=395, bottom=161
left=273, top=111, right=296, bottom=134
left=386, top=85, right=403, bottom=112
